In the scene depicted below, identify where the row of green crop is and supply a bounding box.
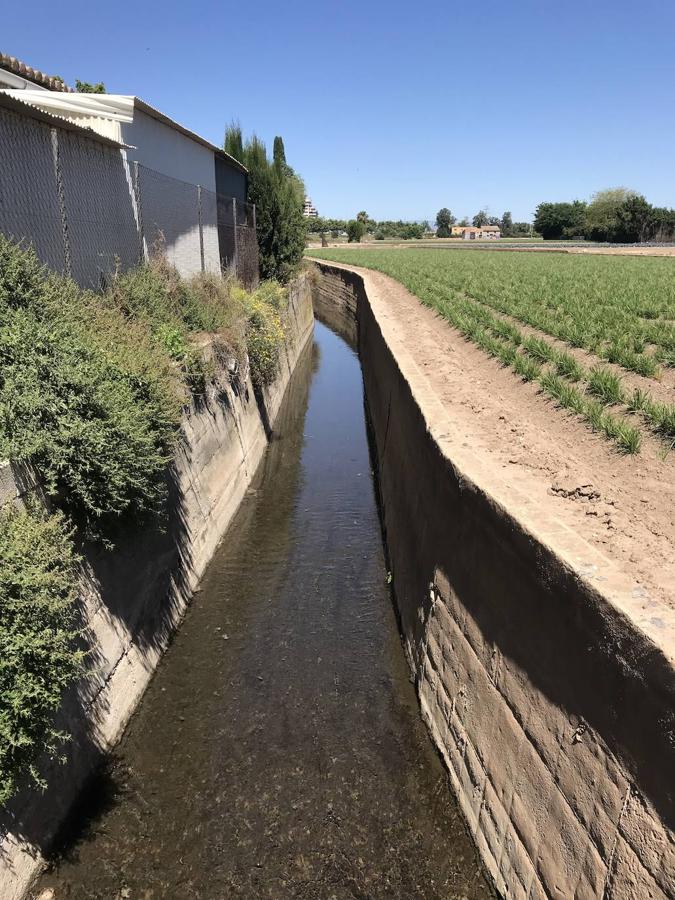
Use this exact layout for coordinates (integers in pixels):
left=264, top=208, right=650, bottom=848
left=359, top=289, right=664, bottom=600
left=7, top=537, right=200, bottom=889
left=309, top=248, right=675, bottom=377
left=0, top=236, right=289, bottom=803
left=308, top=248, right=675, bottom=453
left=425, top=285, right=644, bottom=454
left=429, top=282, right=675, bottom=446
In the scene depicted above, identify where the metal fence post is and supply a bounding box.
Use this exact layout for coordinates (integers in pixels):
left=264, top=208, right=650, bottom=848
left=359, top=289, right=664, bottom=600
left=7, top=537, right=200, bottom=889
left=50, top=127, right=71, bottom=278
left=197, top=185, right=205, bottom=273
left=232, top=197, right=239, bottom=279
left=250, top=203, right=259, bottom=289
left=133, top=161, right=146, bottom=265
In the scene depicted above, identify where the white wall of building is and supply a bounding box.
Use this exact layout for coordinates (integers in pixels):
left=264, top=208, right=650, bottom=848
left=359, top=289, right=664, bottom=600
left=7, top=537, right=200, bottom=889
left=122, top=108, right=217, bottom=192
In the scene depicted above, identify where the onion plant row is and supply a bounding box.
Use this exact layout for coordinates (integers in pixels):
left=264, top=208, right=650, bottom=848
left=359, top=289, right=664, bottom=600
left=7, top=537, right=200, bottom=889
left=309, top=248, right=675, bottom=377
left=429, top=288, right=645, bottom=454
left=308, top=248, right=675, bottom=454
left=428, top=280, right=675, bottom=452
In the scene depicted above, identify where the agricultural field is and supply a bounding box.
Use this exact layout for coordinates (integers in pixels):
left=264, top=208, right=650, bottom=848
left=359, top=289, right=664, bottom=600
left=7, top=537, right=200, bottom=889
left=307, top=247, right=675, bottom=455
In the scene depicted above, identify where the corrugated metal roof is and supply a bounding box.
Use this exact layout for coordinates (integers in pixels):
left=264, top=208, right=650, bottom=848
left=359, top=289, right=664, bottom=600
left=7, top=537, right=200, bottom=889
left=1, top=90, right=248, bottom=174
left=0, top=90, right=126, bottom=148
left=0, top=90, right=134, bottom=123
left=0, top=52, right=73, bottom=92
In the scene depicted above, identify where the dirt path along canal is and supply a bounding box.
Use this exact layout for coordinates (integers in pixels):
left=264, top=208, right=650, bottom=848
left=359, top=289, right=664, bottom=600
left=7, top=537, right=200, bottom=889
left=35, top=320, right=492, bottom=899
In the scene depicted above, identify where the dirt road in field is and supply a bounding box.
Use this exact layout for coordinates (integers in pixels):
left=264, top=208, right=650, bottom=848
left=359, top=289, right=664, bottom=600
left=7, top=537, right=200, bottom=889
left=569, top=246, right=675, bottom=256
left=313, top=260, right=675, bottom=617
left=307, top=241, right=675, bottom=257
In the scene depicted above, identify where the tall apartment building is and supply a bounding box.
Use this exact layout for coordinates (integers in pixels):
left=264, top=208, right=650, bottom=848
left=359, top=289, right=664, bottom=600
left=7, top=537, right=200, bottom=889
left=303, top=196, right=318, bottom=217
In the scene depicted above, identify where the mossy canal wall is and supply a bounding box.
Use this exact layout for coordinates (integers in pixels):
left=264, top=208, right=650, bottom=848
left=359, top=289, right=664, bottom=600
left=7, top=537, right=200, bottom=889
left=312, top=261, right=674, bottom=900
left=0, top=275, right=314, bottom=900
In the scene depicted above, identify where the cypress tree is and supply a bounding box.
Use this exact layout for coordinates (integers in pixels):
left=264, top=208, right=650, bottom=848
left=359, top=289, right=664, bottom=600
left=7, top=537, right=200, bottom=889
left=225, top=125, right=306, bottom=283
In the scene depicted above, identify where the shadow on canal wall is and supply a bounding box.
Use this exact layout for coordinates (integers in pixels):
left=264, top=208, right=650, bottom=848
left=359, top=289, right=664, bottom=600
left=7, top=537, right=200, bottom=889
left=0, top=275, right=315, bottom=900
left=311, top=262, right=674, bottom=900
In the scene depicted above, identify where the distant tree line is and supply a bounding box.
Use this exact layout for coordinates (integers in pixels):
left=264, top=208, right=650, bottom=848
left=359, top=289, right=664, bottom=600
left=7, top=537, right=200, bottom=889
left=306, top=214, right=429, bottom=241
left=309, top=207, right=534, bottom=242
left=533, top=188, right=675, bottom=242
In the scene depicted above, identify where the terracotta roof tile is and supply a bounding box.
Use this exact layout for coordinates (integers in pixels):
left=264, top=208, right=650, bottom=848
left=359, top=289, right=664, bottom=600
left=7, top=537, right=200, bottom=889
left=0, top=53, right=73, bottom=92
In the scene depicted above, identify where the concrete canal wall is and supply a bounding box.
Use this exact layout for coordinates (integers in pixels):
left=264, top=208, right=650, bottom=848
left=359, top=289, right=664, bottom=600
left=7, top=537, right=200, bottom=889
left=0, top=275, right=314, bottom=900
left=311, top=261, right=674, bottom=900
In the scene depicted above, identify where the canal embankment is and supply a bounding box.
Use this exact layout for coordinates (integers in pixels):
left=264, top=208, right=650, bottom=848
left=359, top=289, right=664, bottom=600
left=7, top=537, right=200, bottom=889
left=311, top=260, right=674, bottom=900
left=0, top=274, right=314, bottom=900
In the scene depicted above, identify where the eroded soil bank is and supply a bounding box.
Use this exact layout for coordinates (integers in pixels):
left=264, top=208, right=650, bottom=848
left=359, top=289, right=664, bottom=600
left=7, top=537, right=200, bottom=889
left=33, top=321, right=492, bottom=899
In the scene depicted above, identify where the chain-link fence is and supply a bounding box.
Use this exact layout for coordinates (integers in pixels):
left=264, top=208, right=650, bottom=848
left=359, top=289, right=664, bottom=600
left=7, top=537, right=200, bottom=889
left=0, top=103, right=259, bottom=289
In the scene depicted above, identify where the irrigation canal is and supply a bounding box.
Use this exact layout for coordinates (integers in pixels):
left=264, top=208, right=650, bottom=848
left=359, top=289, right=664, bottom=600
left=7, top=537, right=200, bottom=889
left=35, top=320, right=491, bottom=899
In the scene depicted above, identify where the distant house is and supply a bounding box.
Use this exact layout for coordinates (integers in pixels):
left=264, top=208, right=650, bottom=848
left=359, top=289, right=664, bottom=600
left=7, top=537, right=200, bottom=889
left=480, top=225, right=501, bottom=239
left=450, top=224, right=501, bottom=240
left=303, top=197, right=319, bottom=218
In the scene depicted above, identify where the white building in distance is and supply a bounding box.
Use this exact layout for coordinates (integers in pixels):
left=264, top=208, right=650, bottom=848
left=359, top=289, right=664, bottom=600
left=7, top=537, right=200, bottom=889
left=303, top=196, right=318, bottom=218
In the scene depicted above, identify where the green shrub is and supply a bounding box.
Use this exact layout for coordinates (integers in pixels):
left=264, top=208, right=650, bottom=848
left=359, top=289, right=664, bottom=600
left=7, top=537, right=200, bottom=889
left=233, top=283, right=286, bottom=387
left=0, top=239, right=290, bottom=535
left=0, top=239, right=293, bottom=805
left=0, top=502, right=82, bottom=803
left=347, top=220, right=366, bottom=243
left=0, top=238, right=183, bottom=537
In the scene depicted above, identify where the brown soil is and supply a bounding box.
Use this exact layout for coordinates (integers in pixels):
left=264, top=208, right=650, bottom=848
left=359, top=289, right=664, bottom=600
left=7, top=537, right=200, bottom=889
left=466, top=301, right=675, bottom=398
left=307, top=240, right=675, bottom=257
left=569, top=245, right=675, bottom=257
left=318, top=261, right=675, bottom=616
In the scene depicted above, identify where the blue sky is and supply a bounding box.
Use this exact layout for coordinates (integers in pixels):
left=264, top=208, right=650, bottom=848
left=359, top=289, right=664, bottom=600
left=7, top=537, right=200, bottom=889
left=4, top=0, right=675, bottom=222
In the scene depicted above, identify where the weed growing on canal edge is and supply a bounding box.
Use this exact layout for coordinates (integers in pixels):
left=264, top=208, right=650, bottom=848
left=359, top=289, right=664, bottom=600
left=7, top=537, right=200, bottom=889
left=308, top=247, right=675, bottom=455
left=233, top=281, right=287, bottom=388
left=0, top=503, right=82, bottom=804
left=0, top=238, right=290, bottom=537
left=0, top=237, right=290, bottom=803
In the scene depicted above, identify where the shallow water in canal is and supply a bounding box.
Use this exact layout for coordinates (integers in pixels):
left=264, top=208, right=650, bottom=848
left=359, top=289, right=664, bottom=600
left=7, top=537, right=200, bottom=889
left=36, top=321, right=492, bottom=899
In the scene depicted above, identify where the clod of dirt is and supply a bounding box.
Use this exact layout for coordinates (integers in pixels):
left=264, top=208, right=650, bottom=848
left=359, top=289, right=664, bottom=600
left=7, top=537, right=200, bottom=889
left=550, top=475, right=600, bottom=501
